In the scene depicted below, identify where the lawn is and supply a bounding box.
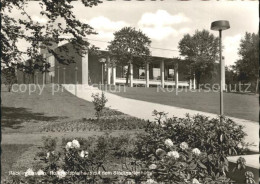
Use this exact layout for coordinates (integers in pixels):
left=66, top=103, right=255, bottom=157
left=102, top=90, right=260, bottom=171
left=1, top=144, right=33, bottom=179
left=108, top=86, right=258, bottom=122
left=1, top=85, right=143, bottom=180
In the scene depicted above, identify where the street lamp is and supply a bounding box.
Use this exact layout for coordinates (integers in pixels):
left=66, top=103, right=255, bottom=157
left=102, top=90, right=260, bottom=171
left=210, top=20, right=230, bottom=117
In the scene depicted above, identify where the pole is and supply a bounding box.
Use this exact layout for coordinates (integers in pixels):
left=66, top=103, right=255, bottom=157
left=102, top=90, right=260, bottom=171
left=219, top=30, right=224, bottom=117
left=101, top=63, right=104, bottom=85
left=75, top=66, right=78, bottom=96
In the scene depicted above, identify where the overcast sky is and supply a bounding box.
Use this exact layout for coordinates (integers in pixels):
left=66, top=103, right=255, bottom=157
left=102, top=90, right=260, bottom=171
left=17, top=0, right=258, bottom=66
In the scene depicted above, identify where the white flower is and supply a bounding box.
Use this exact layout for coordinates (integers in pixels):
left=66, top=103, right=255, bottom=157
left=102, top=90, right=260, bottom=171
left=46, top=152, right=50, bottom=159
left=57, top=169, right=66, bottom=179
left=192, top=148, right=201, bottom=156
left=37, top=169, right=45, bottom=176
left=25, top=168, right=34, bottom=177
left=164, top=139, right=174, bottom=148
left=167, top=151, right=180, bottom=159
left=180, top=142, right=188, bottom=150
left=65, top=142, right=73, bottom=151
left=72, top=139, right=80, bottom=149
left=79, top=150, right=89, bottom=158
left=149, top=164, right=157, bottom=170
left=192, top=178, right=201, bottom=184
left=146, top=178, right=157, bottom=184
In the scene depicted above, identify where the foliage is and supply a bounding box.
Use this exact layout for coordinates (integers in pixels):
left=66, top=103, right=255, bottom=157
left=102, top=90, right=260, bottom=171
left=41, top=116, right=147, bottom=132
left=1, top=67, right=17, bottom=92
left=1, top=0, right=101, bottom=74
left=3, top=111, right=250, bottom=184
left=131, top=111, right=248, bottom=183
left=91, top=92, right=108, bottom=119
left=233, top=32, right=259, bottom=92
left=178, top=29, right=219, bottom=87
left=108, top=27, right=151, bottom=85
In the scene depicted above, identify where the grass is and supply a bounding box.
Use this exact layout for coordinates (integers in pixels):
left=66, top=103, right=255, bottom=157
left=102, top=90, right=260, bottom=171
left=1, top=85, right=143, bottom=180
left=107, top=86, right=258, bottom=122
left=1, top=144, right=33, bottom=179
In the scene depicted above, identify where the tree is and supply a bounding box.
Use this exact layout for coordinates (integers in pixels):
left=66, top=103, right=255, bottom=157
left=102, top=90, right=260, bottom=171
left=1, top=67, right=17, bottom=92
left=107, top=27, right=151, bottom=85
left=234, top=32, right=259, bottom=93
left=1, top=0, right=102, bottom=75
left=178, top=30, right=219, bottom=88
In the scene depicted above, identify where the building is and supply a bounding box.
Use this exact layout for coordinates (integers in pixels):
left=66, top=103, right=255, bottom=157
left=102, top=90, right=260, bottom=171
left=17, top=41, right=195, bottom=88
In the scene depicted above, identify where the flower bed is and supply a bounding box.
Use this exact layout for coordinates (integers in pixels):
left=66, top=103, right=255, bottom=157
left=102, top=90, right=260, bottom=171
left=4, top=111, right=254, bottom=184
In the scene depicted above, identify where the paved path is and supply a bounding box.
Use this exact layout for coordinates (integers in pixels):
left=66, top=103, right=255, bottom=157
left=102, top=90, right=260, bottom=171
left=64, top=85, right=259, bottom=152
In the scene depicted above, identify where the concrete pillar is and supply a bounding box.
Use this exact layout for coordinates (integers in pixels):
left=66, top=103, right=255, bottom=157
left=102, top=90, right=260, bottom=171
left=145, top=63, right=149, bottom=88
left=82, top=50, right=88, bottom=85
left=112, top=66, right=116, bottom=85
left=160, top=60, right=165, bottom=88
left=174, top=63, right=179, bottom=89
left=193, top=74, right=196, bottom=89
left=106, top=56, right=111, bottom=85
left=63, top=67, right=66, bottom=84
left=130, top=63, right=133, bottom=87
left=189, top=78, right=192, bottom=89
left=57, top=65, right=60, bottom=84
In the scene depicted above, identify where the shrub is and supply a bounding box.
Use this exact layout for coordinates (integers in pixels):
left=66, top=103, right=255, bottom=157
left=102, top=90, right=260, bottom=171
left=91, top=92, right=108, bottom=120
left=131, top=111, right=248, bottom=183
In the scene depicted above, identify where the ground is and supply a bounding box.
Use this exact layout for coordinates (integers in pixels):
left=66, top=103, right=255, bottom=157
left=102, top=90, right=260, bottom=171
left=1, top=85, right=142, bottom=179
left=1, top=84, right=258, bottom=182
left=107, top=86, right=258, bottom=121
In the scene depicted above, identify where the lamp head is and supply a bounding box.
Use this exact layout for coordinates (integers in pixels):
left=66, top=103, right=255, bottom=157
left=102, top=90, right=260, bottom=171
left=211, top=20, right=230, bottom=31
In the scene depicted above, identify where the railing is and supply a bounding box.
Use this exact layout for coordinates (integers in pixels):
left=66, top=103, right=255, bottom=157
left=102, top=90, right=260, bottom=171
left=115, top=78, right=189, bottom=87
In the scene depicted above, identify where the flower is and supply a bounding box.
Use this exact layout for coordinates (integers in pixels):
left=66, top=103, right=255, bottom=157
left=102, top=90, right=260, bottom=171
left=164, top=139, right=174, bottom=148
left=25, top=168, right=34, bottom=177
left=46, top=152, right=50, bottom=159
left=180, top=142, right=188, bottom=150
left=65, top=142, right=72, bottom=151
left=149, top=164, right=157, bottom=170
left=79, top=150, right=89, bottom=158
left=192, top=178, right=201, bottom=184
left=57, top=169, right=66, bottom=179
left=146, top=178, right=157, bottom=184
left=37, top=169, right=45, bottom=176
left=155, top=148, right=165, bottom=157
left=192, top=148, right=201, bottom=156
left=72, top=139, right=80, bottom=149
left=167, top=151, right=180, bottom=159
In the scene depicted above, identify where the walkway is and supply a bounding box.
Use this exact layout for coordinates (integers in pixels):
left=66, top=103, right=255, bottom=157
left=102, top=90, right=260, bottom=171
left=63, top=85, right=259, bottom=152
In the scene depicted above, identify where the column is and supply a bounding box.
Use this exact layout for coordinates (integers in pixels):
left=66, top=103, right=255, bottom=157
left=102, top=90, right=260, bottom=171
left=193, top=74, right=196, bottom=89
left=174, top=63, right=178, bottom=89
left=112, top=65, right=116, bottom=85
left=160, top=60, right=165, bottom=88
left=63, top=67, right=66, bottom=84
left=189, top=78, right=192, bottom=89
left=107, top=56, right=111, bottom=85
left=82, top=50, right=88, bottom=85
left=130, top=63, right=133, bottom=87
left=145, top=63, right=149, bottom=88
left=57, top=65, right=60, bottom=84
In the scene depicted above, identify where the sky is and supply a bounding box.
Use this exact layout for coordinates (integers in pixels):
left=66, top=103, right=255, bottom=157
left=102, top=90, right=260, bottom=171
left=13, top=0, right=259, bottom=66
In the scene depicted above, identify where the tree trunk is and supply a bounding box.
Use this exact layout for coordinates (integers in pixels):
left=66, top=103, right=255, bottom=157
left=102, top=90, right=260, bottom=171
left=196, top=73, right=201, bottom=89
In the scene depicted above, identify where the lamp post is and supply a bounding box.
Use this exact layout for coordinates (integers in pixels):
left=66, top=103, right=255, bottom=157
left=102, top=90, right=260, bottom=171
left=211, top=20, right=230, bottom=117
left=75, top=66, right=78, bottom=95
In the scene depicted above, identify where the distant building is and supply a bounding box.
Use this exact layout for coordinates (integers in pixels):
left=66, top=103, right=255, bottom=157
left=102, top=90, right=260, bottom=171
left=17, top=41, right=194, bottom=88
